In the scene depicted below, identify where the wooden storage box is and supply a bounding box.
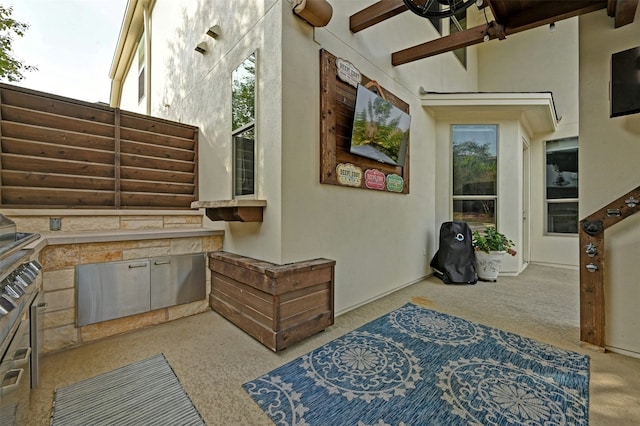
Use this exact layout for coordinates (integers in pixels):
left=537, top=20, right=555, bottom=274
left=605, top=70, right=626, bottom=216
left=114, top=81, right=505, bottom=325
left=208, top=251, right=335, bottom=351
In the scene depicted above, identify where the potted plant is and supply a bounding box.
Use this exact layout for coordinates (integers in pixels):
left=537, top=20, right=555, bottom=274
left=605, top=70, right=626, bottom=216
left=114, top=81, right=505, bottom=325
left=472, top=227, right=516, bottom=281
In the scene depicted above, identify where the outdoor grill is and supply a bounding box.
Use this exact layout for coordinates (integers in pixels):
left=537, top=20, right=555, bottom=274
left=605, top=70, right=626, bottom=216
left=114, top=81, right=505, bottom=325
left=0, top=214, right=43, bottom=425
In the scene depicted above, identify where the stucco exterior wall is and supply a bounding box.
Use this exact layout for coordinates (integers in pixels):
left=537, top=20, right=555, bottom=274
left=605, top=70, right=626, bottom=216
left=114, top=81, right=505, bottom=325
left=118, top=0, right=284, bottom=262
left=579, top=9, right=640, bottom=355
left=476, top=18, right=581, bottom=268
left=277, top=1, right=480, bottom=312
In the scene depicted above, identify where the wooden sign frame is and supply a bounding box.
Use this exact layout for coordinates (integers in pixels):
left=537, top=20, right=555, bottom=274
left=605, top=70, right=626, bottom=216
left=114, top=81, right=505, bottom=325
left=320, top=49, right=410, bottom=194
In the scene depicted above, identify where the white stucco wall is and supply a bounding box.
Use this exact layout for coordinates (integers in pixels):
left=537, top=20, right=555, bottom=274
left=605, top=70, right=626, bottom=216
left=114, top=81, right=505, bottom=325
left=579, top=9, right=640, bottom=355
left=277, top=1, right=479, bottom=312
left=476, top=18, right=580, bottom=267
left=113, top=0, right=469, bottom=313
left=118, top=0, right=285, bottom=261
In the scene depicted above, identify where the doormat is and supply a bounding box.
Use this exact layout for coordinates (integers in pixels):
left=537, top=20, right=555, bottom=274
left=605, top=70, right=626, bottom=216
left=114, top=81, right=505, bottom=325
left=243, top=303, right=590, bottom=425
left=51, top=353, right=205, bottom=426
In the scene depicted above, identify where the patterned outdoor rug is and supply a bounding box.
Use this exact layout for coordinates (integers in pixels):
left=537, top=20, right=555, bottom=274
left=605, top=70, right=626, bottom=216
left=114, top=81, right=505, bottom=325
left=51, top=353, right=205, bottom=426
left=243, top=303, right=590, bottom=425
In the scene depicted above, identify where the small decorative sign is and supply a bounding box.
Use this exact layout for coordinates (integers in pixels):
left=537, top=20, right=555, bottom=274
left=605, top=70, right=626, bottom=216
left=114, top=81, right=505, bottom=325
left=336, top=163, right=363, bottom=187
left=386, top=174, right=404, bottom=192
left=336, top=58, right=361, bottom=88
left=364, top=169, right=386, bottom=190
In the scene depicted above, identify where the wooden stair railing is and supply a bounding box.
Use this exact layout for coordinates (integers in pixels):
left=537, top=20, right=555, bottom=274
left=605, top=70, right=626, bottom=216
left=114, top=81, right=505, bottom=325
left=579, top=185, right=640, bottom=348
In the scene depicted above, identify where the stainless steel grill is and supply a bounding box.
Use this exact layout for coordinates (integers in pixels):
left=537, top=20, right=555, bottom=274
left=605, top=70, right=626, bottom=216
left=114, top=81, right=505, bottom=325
left=0, top=214, right=42, bottom=425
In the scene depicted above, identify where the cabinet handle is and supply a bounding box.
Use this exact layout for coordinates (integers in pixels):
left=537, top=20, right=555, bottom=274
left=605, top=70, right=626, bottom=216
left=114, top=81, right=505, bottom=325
left=128, top=263, right=148, bottom=269
left=154, top=260, right=171, bottom=265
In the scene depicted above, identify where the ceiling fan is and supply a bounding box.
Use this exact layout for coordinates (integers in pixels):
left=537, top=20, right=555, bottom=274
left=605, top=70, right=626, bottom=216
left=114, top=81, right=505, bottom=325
left=403, top=0, right=477, bottom=19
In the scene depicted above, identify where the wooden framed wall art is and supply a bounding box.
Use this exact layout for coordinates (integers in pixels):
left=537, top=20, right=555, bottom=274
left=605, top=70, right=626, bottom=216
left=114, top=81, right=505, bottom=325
left=320, top=49, right=410, bottom=194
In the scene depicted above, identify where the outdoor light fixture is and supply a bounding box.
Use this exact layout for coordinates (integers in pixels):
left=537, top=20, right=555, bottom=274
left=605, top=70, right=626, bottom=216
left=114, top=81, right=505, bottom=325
left=403, top=0, right=477, bottom=19
left=194, top=42, right=207, bottom=54
left=549, top=22, right=556, bottom=32
left=292, top=0, right=333, bottom=27
left=207, top=25, right=221, bottom=39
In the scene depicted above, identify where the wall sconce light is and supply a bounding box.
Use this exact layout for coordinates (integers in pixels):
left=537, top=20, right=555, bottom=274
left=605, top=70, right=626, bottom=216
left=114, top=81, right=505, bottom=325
left=194, top=41, right=207, bottom=54
left=207, top=25, right=221, bottom=39
left=292, top=0, right=333, bottom=28
left=549, top=22, right=556, bottom=32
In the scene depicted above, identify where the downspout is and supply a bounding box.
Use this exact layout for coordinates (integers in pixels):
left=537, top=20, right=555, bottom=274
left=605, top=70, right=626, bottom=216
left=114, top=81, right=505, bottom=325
left=109, top=0, right=138, bottom=108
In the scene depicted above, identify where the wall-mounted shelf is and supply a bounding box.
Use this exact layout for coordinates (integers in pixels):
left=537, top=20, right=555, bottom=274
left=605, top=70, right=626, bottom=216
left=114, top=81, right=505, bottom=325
left=191, top=200, right=267, bottom=222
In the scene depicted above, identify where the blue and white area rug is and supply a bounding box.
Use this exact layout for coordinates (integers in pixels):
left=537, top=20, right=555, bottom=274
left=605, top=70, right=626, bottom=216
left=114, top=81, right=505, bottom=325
left=243, top=303, right=590, bottom=425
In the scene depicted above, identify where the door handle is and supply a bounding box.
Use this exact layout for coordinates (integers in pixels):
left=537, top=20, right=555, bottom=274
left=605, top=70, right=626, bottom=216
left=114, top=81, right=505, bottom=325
left=153, top=260, right=171, bottom=266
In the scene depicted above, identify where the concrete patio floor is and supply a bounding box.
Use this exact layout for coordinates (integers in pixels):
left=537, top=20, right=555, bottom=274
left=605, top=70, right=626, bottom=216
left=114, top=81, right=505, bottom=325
left=28, top=264, right=640, bottom=425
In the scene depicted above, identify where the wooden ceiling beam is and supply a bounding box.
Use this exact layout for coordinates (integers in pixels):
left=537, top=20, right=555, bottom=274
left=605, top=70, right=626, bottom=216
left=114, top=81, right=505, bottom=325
left=350, top=0, right=407, bottom=33
left=393, top=23, right=493, bottom=66
left=498, top=1, right=607, bottom=32
left=392, top=1, right=609, bottom=65
left=612, top=0, right=639, bottom=27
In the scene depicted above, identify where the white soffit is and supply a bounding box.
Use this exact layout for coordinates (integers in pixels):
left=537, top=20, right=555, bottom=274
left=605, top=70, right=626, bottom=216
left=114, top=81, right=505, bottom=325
left=420, top=91, right=559, bottom=133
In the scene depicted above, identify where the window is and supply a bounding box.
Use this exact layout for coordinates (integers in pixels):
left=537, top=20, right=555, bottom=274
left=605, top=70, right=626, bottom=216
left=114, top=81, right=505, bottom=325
left=232, top=53, right=256, bottom=197
left=450, top=8, right=467, bottom=67
left=137, top=32, right=145, bottom=103
left=546, top=137, right=578, bottom=234
left=452, top=124, right=498, bottom=230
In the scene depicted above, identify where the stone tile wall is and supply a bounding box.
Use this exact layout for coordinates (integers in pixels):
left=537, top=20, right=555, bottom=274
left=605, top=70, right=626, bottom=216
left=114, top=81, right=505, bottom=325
left=10, top=212, right=226, bottom=354
left=40, top=234, right=223, bottom=353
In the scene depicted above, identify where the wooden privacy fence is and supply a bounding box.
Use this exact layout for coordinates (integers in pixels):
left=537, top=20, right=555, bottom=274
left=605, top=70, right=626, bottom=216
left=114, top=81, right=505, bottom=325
left=0, top=84, right=198, bottom=209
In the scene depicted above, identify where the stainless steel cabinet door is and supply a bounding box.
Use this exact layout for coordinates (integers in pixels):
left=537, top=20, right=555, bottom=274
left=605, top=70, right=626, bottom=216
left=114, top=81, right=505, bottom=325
left=76, top=260, right=151, bottom=326
left=150, top=253, right=205, bottom=310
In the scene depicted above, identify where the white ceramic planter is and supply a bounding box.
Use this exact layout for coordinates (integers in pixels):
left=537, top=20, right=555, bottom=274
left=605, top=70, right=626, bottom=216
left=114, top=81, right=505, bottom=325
left=475, top=250, right=506, bottom=281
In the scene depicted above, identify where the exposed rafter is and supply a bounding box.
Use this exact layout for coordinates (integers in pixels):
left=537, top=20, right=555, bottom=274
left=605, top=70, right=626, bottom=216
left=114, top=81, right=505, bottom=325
left=349, top=0, right=635, bottom=66
left=392, top=0, right=609, bottom=65
left=609, top=0, right=639, bottom=27
left=350, top=0, right=406, bottom=33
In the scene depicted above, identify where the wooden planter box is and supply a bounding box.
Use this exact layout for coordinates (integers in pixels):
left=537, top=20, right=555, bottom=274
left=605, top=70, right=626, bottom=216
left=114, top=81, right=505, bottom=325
left=208, top=251, right=335, bottom=351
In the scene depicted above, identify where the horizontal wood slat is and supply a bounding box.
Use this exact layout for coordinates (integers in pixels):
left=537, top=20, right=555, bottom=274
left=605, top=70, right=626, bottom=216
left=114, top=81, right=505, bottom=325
left=1, top=105, right=114, bottom=137
left=0, top=83, right=199, bottom=209
left=0, top=88, right=114, bottom=123
left=120, top=111, right=196, bottom=140
left=2, top=154, right=114, bottom=177
left=120, top=128, right=195, bottom=151
left=2, top=187, right=115, bottom=207
left=120, top=179, right=195, bottom=194
left=120, top=192, right=196, bottom=208
left=1, top=122, right=114, bottom=150
left=120, top=153, right=195, bottom=173
left=121, top=140, right=195, bottom=162
left=2, top=138, right=114, bottom=164
left=120, top=166, right=195, bottom=184
left=1, top=170, right=115, bottom=190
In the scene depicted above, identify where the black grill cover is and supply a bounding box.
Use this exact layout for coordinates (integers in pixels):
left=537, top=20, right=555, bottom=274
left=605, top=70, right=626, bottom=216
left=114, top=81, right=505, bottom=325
left=430, top=221, right=477, bottom=284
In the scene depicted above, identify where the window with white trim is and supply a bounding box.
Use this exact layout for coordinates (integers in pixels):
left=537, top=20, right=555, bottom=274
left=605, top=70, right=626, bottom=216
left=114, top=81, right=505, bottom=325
left=232, top=53, right=256, bottom=197
left=137, top=32, right=145, bottom=103
left=452, top=124, right=498, bottom=230
left=545, top=137, right=578, bottom=234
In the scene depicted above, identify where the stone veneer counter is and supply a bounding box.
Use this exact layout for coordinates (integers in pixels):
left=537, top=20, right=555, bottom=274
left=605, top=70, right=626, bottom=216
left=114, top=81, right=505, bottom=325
left=25, top=228, right=224, bottom=354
